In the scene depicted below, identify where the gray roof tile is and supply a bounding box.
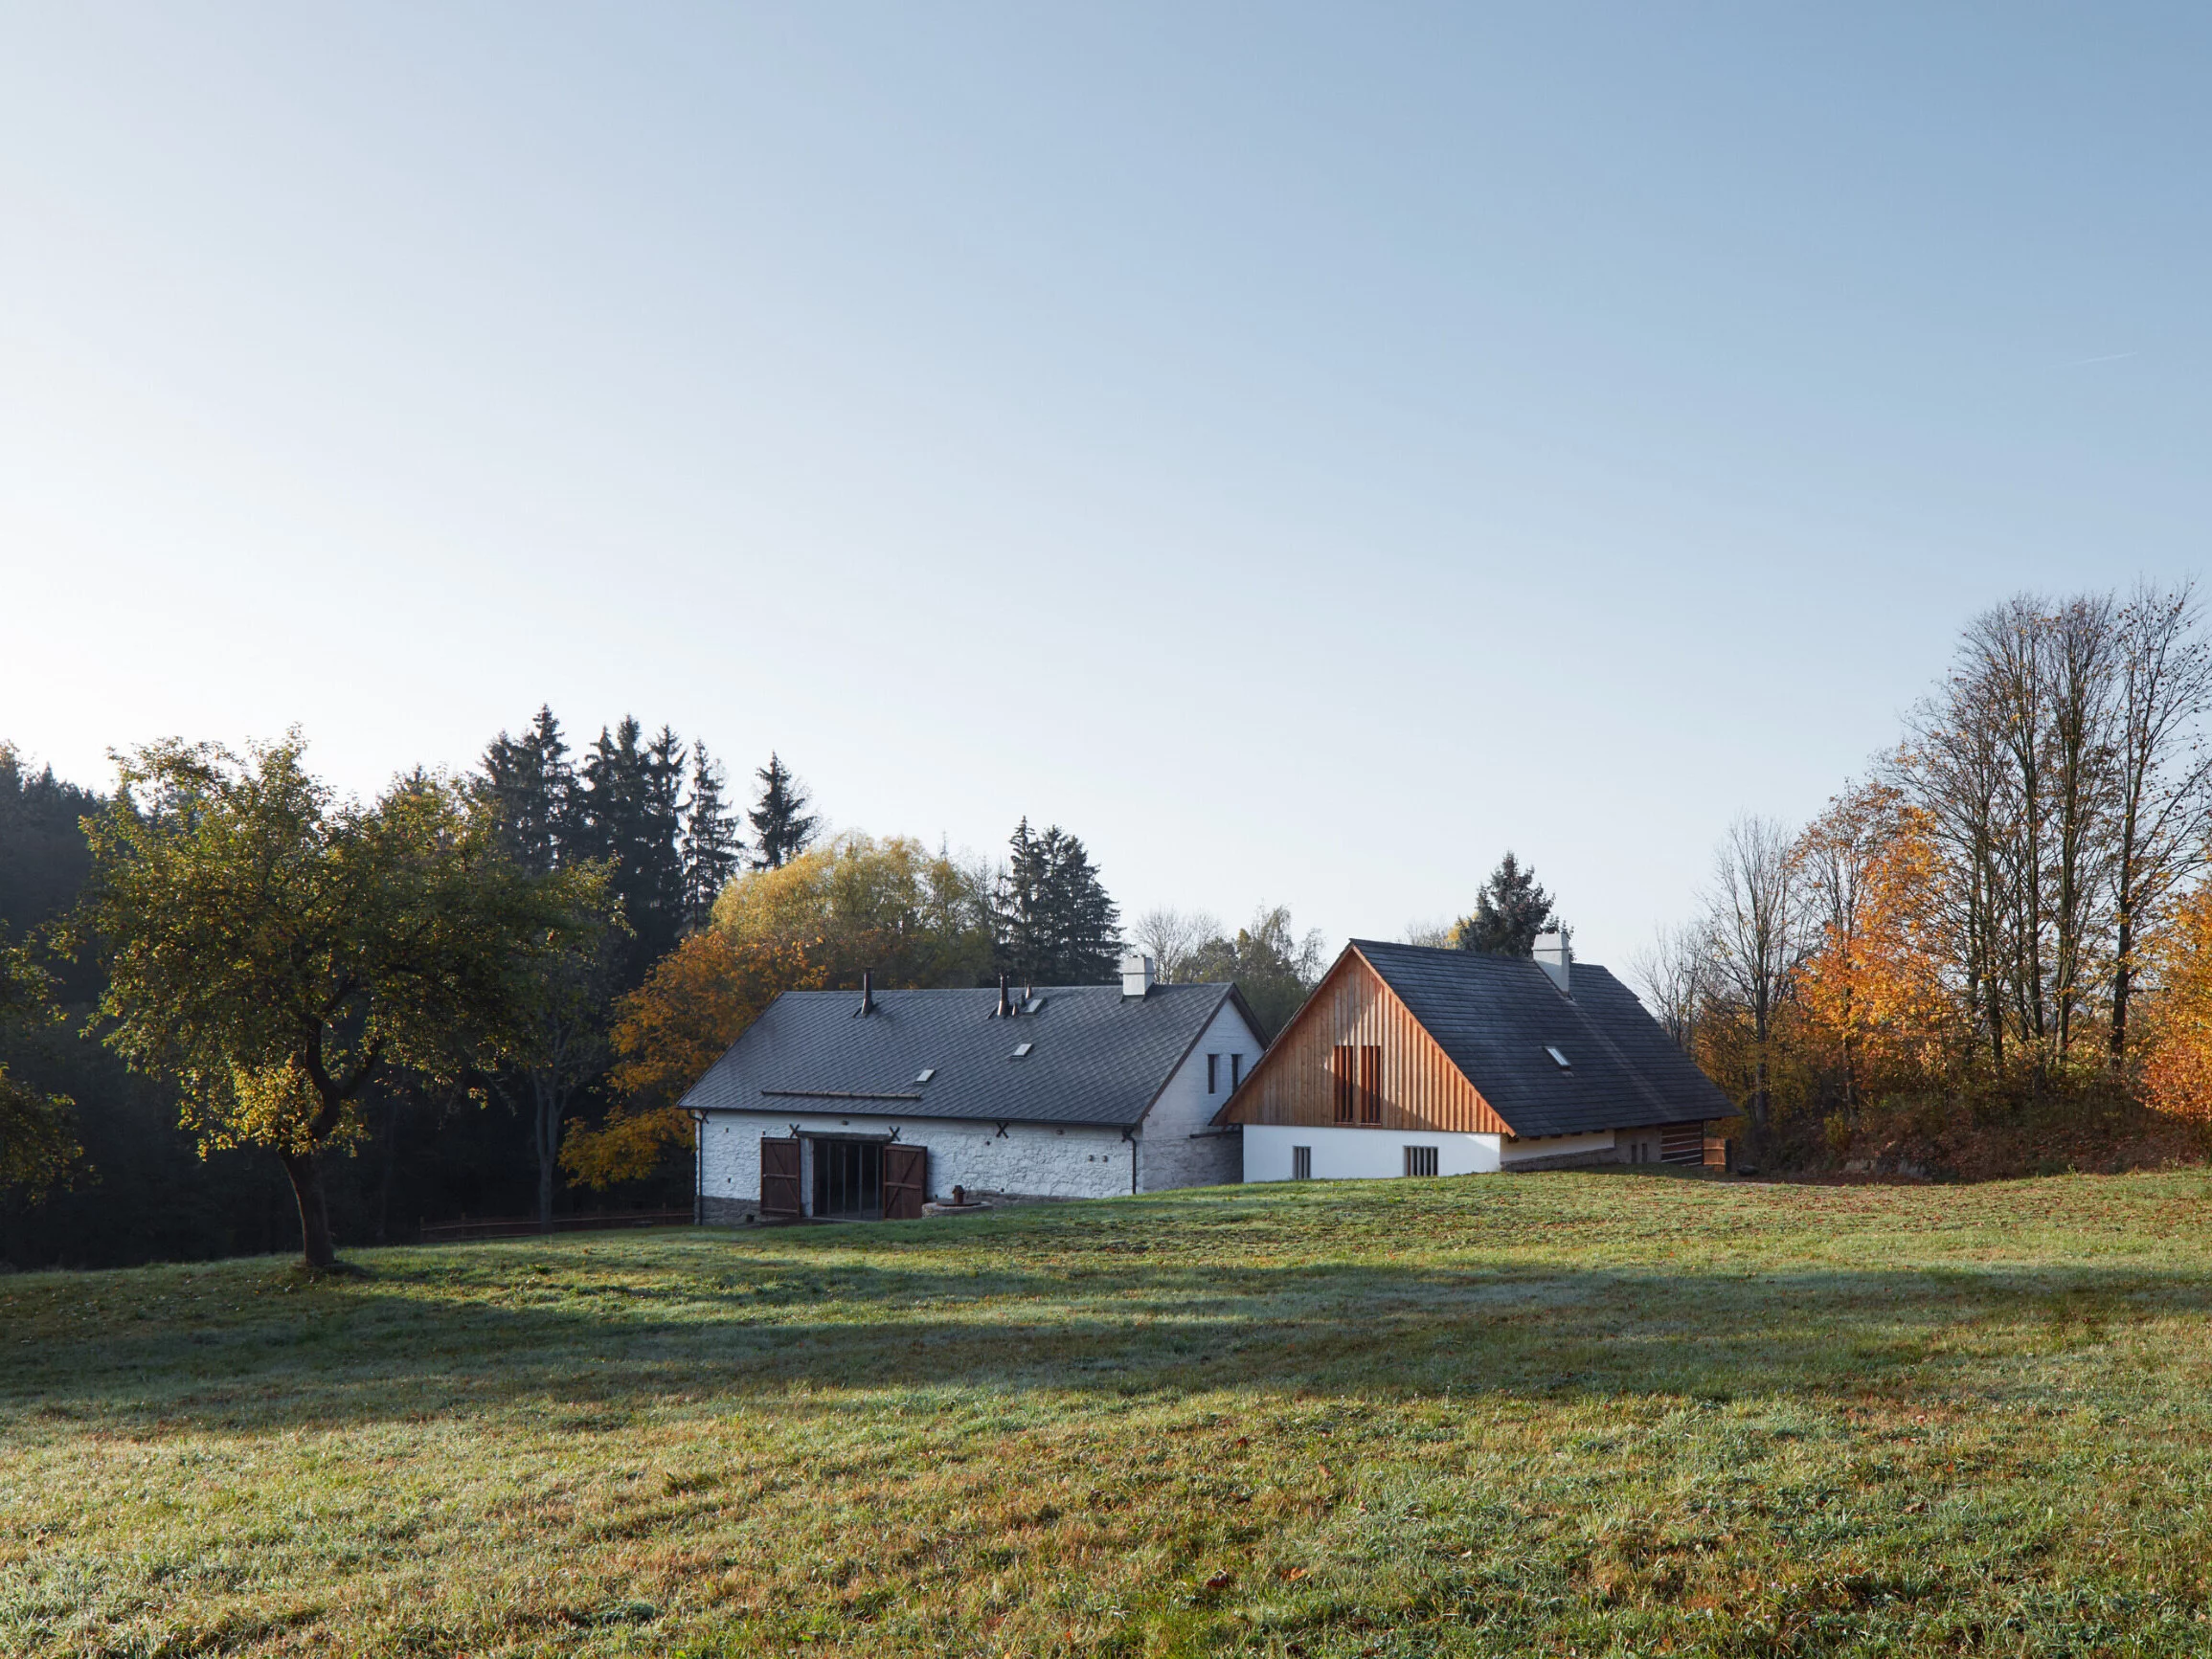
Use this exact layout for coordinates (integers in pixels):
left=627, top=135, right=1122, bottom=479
left=1348, top=940, right=1734, bottom=1137
left=680, top=981, right=1251, bottom=1128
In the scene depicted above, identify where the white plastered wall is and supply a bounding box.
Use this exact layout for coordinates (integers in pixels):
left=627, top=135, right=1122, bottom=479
left=1243, top=1123, right=1503, bottom=1182
left=700, top=1109, right=1133, bottom=1222
left=1133, top=997, right=1261, bottom=1192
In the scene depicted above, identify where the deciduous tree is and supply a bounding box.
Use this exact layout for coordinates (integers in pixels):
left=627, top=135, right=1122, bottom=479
left=0, top=934, right=78, bottom=1200
left=1180, top=906, right=1323, bottom=1040
left=71, top=737, right=606, bottom=1269
left=712, top=833, right=992, bottom=989
left=561, top=932, right=824, bottom=1188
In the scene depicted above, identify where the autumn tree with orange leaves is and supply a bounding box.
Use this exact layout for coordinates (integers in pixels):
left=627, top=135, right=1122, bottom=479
left=559, top=933, right=823, bottom=1188
left=1790, top=778, right=1952, bottom=1111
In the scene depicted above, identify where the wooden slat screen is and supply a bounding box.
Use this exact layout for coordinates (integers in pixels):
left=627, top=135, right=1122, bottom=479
left=1358, top=1044, right=1383, bottom=1123
left=1333, top=1045, right=1356, bottom=1123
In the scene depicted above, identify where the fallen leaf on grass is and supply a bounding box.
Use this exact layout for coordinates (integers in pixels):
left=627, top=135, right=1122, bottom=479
left=1277, top=1565, right=1308, bottom=1581
left=1205, top=1572, right=1233, bottom=1590
left=1232, top=1436, right=1251, bottom=1448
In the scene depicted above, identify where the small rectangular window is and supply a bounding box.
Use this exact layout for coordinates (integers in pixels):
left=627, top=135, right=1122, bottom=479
left=1359, top=1045, right=1383, bottom=1124
left=1292, top=1145, right=1312, bottom=1180
left=1230, top=1053, right=1243, bottom=1089
left=1404, top=1145, right=1438, bottom=1177
left=1207, top=1053, right=1219, bottom=1093
left=1332, top=1045, right=1355, bottom=1123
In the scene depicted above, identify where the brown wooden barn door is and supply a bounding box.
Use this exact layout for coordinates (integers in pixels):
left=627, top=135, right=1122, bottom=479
left=760, top=1136, right=802, bottom=1217
left=882, top=1143, right=927, bottom=1221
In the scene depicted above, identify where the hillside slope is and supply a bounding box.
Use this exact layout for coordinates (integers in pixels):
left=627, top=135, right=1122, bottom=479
left=6, top=1171, right=2212, bottom=1655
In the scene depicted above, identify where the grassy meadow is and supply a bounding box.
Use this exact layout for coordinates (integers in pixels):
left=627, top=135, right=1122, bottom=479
left=6, top=1169, right=2212, bottom=1656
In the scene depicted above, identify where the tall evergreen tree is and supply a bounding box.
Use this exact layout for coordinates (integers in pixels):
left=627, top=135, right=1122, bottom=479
left=1453, top=852, right=1558, bottom=956
left=681, top=742, right=743, bottom=926
left=578, top=719, right=689, bottom=983
left=478, top=706, right=576, bottom=874
left=992, top=818, right=1122, bottom=984
left=749, top=752, right=820, bottom=870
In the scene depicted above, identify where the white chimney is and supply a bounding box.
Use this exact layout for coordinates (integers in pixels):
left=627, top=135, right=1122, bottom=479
left=1120, top=952, right=1157, bottom=998
left=1533, top=929, right=1570, bottom=995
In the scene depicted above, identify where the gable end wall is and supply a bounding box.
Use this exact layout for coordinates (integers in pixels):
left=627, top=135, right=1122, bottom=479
left=1220, top=950, right=1512, bottom=1135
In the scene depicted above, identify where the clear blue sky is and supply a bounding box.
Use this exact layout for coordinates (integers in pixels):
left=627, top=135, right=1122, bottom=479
left=2, top=6, right=2203, bottom=967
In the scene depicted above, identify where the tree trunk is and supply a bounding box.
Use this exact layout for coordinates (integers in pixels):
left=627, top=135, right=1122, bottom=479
left=2110, top=913, right=2134, bottom=1066
left=534, top=1075, right=560, bottom=1232
left=279, top=1149, right=338, bottom=1269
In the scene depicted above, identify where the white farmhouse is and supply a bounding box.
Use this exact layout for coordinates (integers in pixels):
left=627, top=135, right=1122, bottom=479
left=688, top=955, right=1264, bottom=1222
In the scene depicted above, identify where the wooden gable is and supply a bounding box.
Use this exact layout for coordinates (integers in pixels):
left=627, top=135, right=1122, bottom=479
left=1217, top=946, right=1512, bottom=1134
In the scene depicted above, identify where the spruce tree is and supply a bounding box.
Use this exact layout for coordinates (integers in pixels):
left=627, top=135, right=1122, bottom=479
left=749, top=752, right=820, bottom=870
left=681, top=742, right=743, bottom=926
left=477, top=706, right=576, bottom=875
left=578, top=718, right=689, bottom=983
left=992, top=818, right=1122, bottom=983
left=1453, top=851, right=1559, bottom=956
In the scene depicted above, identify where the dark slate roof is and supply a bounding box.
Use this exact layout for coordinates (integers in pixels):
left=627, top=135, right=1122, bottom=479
left=680, top=982, right=1253, bottom=1129
left=1348, top=940, right=1734, bottom=1137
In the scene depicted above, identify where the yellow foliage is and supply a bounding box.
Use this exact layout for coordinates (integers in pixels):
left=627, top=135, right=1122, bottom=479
left=711, top=833, right=991, bottom=990
left=1791, top=781, right=1954, bottom=1100
left=560, top=933, right=824, bottom=1188
left=2141, top=887, right=2212, bottom=1120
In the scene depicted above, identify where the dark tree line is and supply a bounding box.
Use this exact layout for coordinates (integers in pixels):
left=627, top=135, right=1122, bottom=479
left=0, top=720, right=823, bottom=1267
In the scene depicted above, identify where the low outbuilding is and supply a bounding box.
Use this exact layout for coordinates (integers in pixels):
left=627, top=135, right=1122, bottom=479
left=688, top=955, right=1264, bottom=1222
left=1214, top=932, right=1731, bottom=1178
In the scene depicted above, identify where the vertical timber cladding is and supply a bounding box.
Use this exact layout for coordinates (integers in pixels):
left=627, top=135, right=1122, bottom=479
left=1232, top=949, right=1512, bottom=1134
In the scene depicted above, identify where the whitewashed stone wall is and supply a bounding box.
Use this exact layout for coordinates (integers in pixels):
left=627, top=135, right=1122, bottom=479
left=699, top=1109, right=1133, bottom=1223
left=1132, top=998, right=1261, bottom=1192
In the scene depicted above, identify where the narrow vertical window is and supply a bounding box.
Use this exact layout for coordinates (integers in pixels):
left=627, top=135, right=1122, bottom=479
left=1207, top=1053, right=1219, bottom=1093
left=1332, top=1045, right=1355, bottom=1123
left=1404, top=1146, right=1438, bottom=1177
left=1292, top=1145, right=1312, bottom=1180
left=1230, top=1053, right=1243, bottom=1089
left=1358, top=1044, right=1383, bottom=1124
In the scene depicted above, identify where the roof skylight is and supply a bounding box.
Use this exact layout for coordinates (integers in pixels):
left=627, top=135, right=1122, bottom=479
left=914, top=1067, right=936, bottom=1084
left=1546, top=1046, right=1571, bottom=1068
left=1011, top=1042, right=1034, bottom=1059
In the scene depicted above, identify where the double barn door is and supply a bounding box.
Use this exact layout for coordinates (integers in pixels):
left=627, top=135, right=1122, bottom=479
left=759, top=1136, right=926, bottom=1222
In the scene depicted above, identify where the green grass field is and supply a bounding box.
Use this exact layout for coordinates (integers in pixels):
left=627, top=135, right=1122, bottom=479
left=6, top=1169, right=2212, bottom=1656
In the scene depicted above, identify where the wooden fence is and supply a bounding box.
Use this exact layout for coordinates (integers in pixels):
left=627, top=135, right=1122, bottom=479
left=418, top=1209, right=694, bottom=1244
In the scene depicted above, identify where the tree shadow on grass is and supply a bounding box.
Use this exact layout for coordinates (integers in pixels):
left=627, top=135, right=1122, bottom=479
left=8, top=1249, right=2206, bottom=1435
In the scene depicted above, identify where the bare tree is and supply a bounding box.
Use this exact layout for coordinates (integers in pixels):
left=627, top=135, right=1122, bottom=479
left=1628, top=922, right=1710, bottom=1057
left=1129, top=906, right=1222, bottom=984
left=1704, top=814, right=1803, bottom=1143
left=2110, top=579, right=2212, bottom=1064
left=2043, top=594, right=2120, bottom=1058
left=1402, top=919, right=1456, bottom=949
